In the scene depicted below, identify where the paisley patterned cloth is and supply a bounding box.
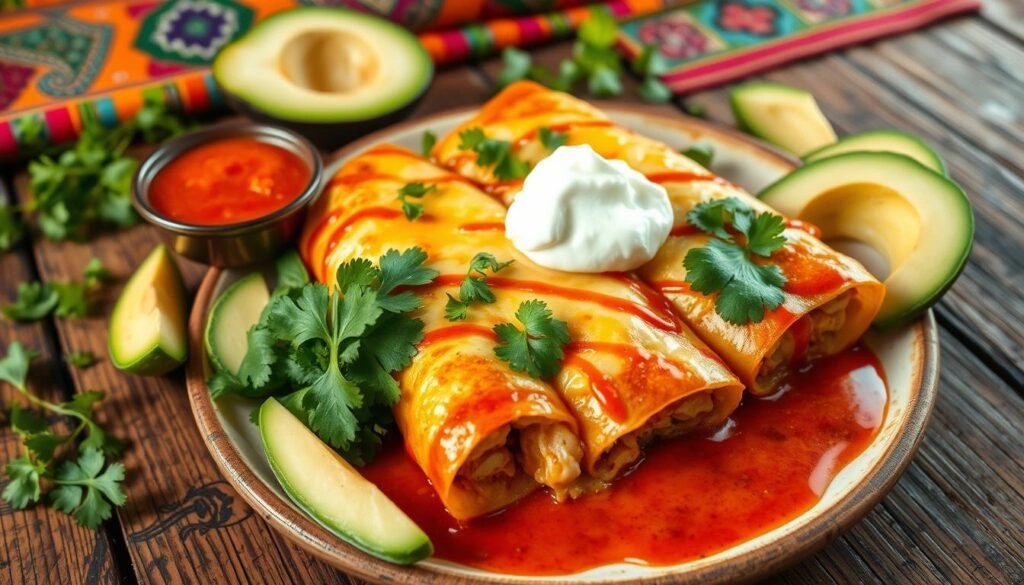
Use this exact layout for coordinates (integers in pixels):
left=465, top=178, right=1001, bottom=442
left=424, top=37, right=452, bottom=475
left=0, top=0, right=977, bottom=158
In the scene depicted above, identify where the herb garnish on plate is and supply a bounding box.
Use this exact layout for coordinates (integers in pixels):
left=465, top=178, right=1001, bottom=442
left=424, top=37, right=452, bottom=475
left=683, top=197, right=789, bottom=325
left=445, top=253, right=514, bottom=321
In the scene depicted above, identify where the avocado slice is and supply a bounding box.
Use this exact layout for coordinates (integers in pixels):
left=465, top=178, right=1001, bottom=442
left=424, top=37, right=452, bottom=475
left=259, top=398, right=433, bottom=565
left=213, top=7, right=433, bottom=149
left=758, top=152, right=973, bottom=329
left=731, top=82, right=837, bottom=156
left=109, top=245, right=188, bottom=375
left=204, top=272, right=269, bottom=375
left=803, top=130, right=947, bottom=176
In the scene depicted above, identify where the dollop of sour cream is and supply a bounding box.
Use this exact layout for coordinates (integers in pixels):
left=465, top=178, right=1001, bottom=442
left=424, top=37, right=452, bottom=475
left=505, top=144, right=673, bottom=273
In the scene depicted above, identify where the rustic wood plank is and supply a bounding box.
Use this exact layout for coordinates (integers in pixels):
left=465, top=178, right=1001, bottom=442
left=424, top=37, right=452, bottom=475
left=0, top=180, right=124, bottom=585
left=685, top=51, right=1024, bottom=390
left=978, top=0, right=1024, bottom=43
left=843, top=21, right=1024, bottom=179
left=8, top=65, right=491, bottom=585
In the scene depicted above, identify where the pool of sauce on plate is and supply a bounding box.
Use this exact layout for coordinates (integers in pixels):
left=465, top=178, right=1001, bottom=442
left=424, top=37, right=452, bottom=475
left=362, top=344, right=887, bottom=576
left=149, top=137, right=310, bottom=225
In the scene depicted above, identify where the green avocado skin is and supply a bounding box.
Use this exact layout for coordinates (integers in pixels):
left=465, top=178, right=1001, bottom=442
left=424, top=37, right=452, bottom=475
left=212, top=7, right=433, bottom=150
left=108, top=245, right=188, bottom=376
left=258, top=399, right=433, bottom=566
left=758, top=151, right=973, bottom=330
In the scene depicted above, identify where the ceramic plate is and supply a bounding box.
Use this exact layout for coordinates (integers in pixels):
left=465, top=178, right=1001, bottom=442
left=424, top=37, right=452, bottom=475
left=185, top=105, right=939, bottom=585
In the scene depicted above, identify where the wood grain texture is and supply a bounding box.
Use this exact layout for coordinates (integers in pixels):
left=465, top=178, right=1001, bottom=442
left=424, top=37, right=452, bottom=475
left=684, top=48, right=1024, bottom=391
left=0, top=182, right=123, bottom=585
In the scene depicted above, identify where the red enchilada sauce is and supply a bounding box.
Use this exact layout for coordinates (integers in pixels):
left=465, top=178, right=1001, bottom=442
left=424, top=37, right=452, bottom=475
left=149, top=137, right=310, bottom=225
left=362, top=344, right=887, bottom=575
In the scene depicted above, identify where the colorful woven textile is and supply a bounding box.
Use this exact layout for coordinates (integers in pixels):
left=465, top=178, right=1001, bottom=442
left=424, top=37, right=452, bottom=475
left=0, top=0, right=674, bottom=158
left=618, top=0, right=979, bottom=93
left=0, top=0, right=978, bottom=158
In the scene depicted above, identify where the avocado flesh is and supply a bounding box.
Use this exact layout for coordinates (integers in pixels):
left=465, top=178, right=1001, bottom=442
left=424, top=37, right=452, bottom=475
left=259, top=398, right=433, bottom=565
left=109, top=246, right=187, bottom=375
left=758, top=152, right=973, bottom=329
left=213, top=7, right=432, bottom=124
left=803, top=130, right=946, bottom=176
left=204, top=273, right=269, bottom=376
left=731, top=82, right=837, bottom=156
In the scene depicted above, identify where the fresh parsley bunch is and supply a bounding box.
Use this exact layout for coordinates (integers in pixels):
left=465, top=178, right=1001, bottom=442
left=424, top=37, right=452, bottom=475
left=211, top=248, right=438, bottom=466
left=1, top=342, right=126, bottom=528
left=683, top=198, right=789, bottom=325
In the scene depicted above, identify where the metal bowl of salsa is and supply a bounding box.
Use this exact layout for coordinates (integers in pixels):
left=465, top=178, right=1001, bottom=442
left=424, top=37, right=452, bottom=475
left=133, top=121, right=323, bottom=267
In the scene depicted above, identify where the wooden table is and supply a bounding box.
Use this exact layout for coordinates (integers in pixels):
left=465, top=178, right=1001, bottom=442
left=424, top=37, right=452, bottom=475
left=2, top=3, right=1022, bottom=583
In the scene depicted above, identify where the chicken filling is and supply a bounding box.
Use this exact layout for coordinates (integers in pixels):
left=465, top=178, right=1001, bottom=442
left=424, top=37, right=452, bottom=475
left=756, top=291, right=855, bottom=392
left=457, top=422, right=583, bottom=498
left=589, top=391, right=717, bottom=484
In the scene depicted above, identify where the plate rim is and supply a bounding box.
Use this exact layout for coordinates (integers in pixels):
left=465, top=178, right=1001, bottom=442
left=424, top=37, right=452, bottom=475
left=185, top=103, right=940, bottom=585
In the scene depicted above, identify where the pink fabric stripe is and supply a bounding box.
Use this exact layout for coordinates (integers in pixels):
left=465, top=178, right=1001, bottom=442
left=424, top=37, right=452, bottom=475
left=518, top=16, right=545, bottom=42
left=438, top=28, right=472, bottom=63
left=664, top=0, right=979, bottom=92
left=43, top=107, right=76, bottom=144
left=0, top=121, right=15, bottom=159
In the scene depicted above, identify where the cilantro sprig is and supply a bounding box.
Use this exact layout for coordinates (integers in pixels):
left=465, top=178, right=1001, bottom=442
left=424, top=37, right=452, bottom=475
left=421, top=131, right=437, bottom=157
left=445, top=253, right=514, bottom=321
left=458, top=128, right=530, bottom=181
left=682, top=198, right=789, bottom=325
left=213, top=248, right=438, bottom=466
left=1, top=341, right=125, bottom=528
left=538, top=127, right=568, bottom=151
left=397, top=182, right=437, bottom=221
left=494, top=300, right=571, bottom=379
left=495, top=10, right=672, bottom=103
left=1, top=99, right=189, bottom=244
left=1, top=258, right=109, bottom=321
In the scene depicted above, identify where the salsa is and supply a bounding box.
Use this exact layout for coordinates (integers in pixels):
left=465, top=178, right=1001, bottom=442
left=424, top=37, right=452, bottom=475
left=149, top=137, right=311, bottom=225
left=362, top=344, right=887, bottom=576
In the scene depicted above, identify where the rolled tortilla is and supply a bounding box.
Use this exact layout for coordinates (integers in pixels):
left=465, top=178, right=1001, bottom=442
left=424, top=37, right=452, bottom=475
left=300, top=145, right=743, bottom=507
left=432, top=81, right=885, bottom=395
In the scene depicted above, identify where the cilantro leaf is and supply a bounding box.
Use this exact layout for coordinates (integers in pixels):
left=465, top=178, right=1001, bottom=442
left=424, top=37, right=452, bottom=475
left=444, top=253, right=513, bottom=322
left=493, top=300, right=570, bottom=379
left=83, top=258, right=111, bottom=288
left=632, top=44, right=671, bottom=77
left=2, top=282, right=58, bottom=321
left=587, top=66, right=624, bottom=98
left=682, top=198, right=789, bottom=324
left=457, top=128, right=530, bottom=181
left=67, top=351, right=97, bottom=369
left=745, top=212, right=788, bottom=257
left=539, top=127, right=568, bottom=151
left=421, top=130, right=437, bottom=157
left=444, top=293, right=469, bottom=322
left=2, top=456, right=45, bottom=509
left=396, top=182, right=436, bottom=221
left=497, top=47, right=533, bottom=88
left=376, top=247, right=439, bottom=313
left=335, top=257, right=377, bottom=290
left=51, top=281, right=88, bottom=318
left=0, top=341, right=37, bottom=390
left=274, top=249, right=309, bottom=294
left=639, top=77, right=672, bottom=103
left=0, top=204, right=26, bottom=250
left=681, top=143, right=714, bottom=169
left=50, top=448, right=126, bottom=528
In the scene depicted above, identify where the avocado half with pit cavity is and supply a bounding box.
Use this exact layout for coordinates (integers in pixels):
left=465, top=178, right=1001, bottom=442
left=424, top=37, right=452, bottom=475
left=213, top=7, right=433, bottom=150
left=758, top=152, right=973, bottom=329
